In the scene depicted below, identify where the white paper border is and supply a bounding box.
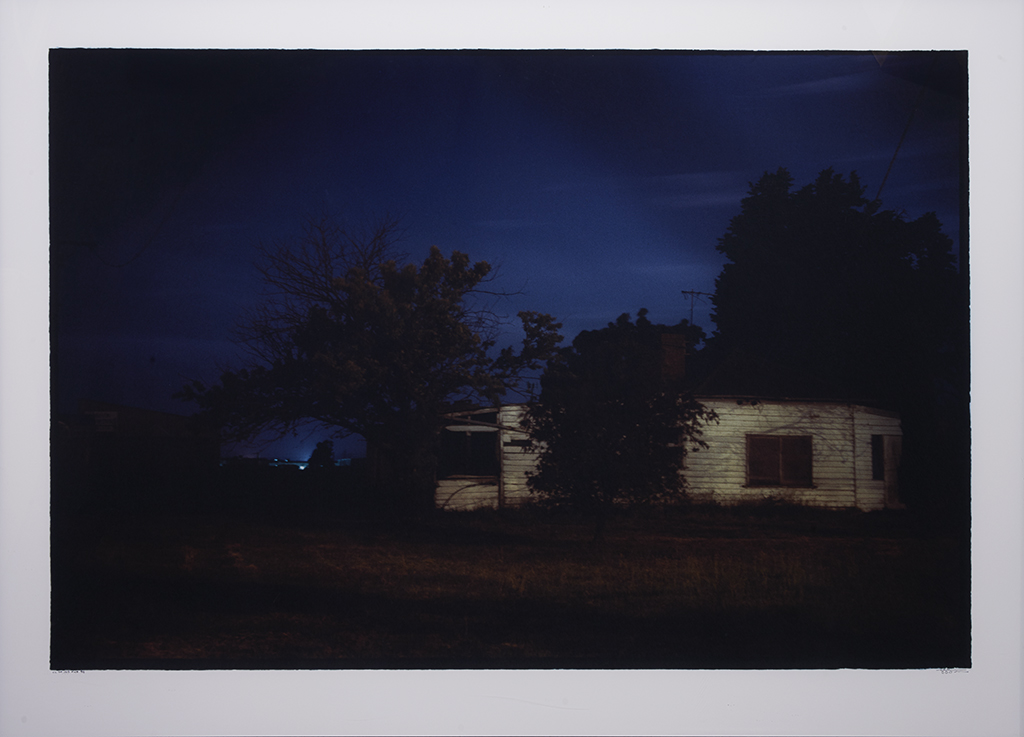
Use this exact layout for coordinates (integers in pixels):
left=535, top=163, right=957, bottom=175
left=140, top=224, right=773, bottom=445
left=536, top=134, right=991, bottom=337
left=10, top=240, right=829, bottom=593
left=1, top=2, right=1020, bottom=735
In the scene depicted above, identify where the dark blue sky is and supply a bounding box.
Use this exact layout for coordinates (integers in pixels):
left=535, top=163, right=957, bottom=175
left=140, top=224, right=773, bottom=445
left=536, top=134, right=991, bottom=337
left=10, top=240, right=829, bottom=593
left=51, top=50, right=966, bottom=459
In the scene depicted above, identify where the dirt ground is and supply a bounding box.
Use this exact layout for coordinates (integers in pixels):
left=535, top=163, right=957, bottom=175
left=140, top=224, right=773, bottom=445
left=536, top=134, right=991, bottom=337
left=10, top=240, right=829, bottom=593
left=50, top=504, right=971, bottom=669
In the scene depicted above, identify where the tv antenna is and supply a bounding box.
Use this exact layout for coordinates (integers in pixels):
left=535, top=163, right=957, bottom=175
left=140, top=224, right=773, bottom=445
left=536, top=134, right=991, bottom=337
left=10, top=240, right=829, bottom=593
left=681, top=290, right=714, bottom=324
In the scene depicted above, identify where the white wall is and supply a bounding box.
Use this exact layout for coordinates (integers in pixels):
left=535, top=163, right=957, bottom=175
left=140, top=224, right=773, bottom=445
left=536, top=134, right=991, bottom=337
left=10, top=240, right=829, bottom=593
left=852, top=405, right=903, bottom=510
left=436, top=400, right=902, bottom=512
left=498, top=404, right=538, bottom=507
left=686, top=398, right=901, bottom=510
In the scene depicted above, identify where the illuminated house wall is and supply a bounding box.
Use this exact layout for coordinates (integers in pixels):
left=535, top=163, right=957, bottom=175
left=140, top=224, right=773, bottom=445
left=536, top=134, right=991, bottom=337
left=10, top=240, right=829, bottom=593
left=435, top=400, right=903, bottom=512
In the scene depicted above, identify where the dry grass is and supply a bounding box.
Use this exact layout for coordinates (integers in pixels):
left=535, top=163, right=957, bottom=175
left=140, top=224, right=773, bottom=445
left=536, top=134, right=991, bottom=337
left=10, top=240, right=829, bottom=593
left=51, top=505, right=970, bottom=669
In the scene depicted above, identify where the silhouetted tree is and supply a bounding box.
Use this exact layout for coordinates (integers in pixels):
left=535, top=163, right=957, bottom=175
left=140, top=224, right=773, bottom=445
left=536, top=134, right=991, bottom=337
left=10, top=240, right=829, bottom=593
left=179, top=215, right=562, bottom=515
left=307, top=440, right=335, bottom=469
left=523, top=310, right=714, bottom=541
left=707, top=168, right=968, bottom=514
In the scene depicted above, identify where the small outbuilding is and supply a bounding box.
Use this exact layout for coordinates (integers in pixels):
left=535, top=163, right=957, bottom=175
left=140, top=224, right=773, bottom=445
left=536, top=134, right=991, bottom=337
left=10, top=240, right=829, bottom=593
left=436, top=405, right=535, bottom=511
left=434, top=397, right=902, bottom=512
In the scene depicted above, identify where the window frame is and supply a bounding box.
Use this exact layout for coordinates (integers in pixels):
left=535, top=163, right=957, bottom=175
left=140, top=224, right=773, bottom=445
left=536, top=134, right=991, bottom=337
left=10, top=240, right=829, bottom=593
left=745, top=434, right=814, bottom=488
left=870, top=434, right=885, bottom=481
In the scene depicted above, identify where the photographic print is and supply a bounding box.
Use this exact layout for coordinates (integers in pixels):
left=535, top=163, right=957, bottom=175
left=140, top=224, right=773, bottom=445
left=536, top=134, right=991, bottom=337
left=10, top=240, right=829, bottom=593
left=48, top=49, right=972, bottom=672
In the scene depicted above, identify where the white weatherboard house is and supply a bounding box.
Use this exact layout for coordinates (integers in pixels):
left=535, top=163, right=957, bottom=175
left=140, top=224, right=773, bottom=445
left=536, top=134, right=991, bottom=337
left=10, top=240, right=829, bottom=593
left=435, top=398, right=903, bottom=512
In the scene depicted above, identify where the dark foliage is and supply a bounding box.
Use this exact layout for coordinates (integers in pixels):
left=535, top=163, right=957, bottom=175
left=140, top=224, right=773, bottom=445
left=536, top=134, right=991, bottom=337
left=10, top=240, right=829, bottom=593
left=178, top=215, right=562, bottom=514
left=706, top=168, right=968, bottom=516
left=524, top=310, right=715, bottom=539
left=307, top=440, right=335, bottom=468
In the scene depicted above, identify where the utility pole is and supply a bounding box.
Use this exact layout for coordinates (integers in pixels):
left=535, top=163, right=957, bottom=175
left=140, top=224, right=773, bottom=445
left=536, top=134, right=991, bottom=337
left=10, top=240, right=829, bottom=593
left=680, top=290, right=714, bottom=324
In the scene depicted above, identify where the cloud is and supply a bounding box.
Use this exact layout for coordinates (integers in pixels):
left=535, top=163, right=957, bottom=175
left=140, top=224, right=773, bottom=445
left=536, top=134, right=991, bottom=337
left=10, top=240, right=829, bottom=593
left=881, top=177, right=961, bottom=198
left=657, top=191, right=748, bottom=210
left=539, top=175, right=621, bottom=194
left=831, top=132, right=959, bottom=168
left=644, top=171, right=748, bottom=210
left=752, top=71, right=873, bottom=98
left=474, top=218, right=542, bottom=230
left=651, top=171, right=739, bottom=187
left=628, top=261, right=706, bottom=279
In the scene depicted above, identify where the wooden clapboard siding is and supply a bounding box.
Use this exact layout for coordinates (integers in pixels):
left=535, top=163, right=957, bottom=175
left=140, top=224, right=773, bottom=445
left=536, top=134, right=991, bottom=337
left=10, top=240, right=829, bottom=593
left=852, top=405, right=903, bottom=510
left=434, top=404, right=540, bottom=510
left=436, top=399, right=901, bottom=512
left=687, top=398, right=901, bottom=510
left=498, top=404, right=539, bottom=507
left=436, top=477, right=500, bottom=511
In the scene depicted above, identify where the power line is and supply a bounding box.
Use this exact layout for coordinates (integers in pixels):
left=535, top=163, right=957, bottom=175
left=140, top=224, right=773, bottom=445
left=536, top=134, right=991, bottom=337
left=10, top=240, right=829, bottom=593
left=873, top=55, right=939, bottom=205
left=681, top=290, right=714, bottom=324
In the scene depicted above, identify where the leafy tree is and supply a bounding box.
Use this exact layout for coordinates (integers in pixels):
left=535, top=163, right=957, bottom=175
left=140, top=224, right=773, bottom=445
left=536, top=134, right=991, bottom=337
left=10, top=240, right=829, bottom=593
left=179, top=215, right=562, bottom=514
left=307, top=440, right=335, bottom=469
left=523, top=310, right=715, bottom=540
left=707, top=168, right=968, bottom=513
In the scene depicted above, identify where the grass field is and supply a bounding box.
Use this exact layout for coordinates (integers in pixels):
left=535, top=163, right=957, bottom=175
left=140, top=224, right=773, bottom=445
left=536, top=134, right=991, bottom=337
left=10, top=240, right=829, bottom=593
left=50, top=503, right=971, bottom=669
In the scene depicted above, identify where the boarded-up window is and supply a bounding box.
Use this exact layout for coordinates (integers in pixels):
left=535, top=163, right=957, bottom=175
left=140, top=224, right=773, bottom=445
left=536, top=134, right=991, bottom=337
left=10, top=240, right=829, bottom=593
left=871, top=434, right=885, bottom=480
left=746, top=435, right=813, bottom=487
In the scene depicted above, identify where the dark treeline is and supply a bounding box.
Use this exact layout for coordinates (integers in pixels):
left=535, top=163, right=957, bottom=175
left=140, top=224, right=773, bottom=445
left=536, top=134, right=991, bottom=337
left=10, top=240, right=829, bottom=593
left=689, top=168, right=969, bottom=528
left=51, top=448, right=375, bottom=522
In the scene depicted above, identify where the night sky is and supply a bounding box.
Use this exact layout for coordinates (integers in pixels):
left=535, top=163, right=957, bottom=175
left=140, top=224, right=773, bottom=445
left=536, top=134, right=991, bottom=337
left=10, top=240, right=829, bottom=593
left=50, top=50, right=966, bottom=460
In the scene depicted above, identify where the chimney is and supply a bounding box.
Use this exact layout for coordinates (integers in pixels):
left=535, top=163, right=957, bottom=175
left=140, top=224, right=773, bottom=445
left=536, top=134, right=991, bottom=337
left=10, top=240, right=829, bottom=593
left=660, top=333, right=686, bottom=386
